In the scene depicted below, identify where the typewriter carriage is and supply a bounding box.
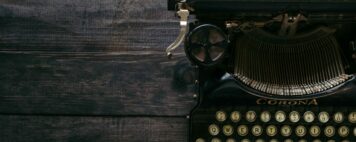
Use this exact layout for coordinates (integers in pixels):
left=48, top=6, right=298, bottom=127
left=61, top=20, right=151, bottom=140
left=167, top=0, right=356, bottom=99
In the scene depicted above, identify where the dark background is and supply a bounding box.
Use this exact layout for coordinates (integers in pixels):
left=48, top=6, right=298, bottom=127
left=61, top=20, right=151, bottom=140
left=0, top=0, right=196, bottom=141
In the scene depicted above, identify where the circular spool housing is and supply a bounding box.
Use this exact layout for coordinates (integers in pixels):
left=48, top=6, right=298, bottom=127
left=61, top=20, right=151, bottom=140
left=185, top=24, right=228, bottom=66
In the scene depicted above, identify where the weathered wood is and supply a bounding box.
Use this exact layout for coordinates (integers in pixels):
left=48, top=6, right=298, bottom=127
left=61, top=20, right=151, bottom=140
left=0, top=0, right=195, bottom=116
left=0, top=52, right=195, bottom=116
left=0, top=1, right=180, bottom=51
left=0, top=1, right=192, bottom=141
left=0, top=115, right=188, bottom=142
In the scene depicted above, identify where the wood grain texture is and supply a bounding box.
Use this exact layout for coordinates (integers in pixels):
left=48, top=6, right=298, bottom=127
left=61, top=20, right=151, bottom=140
left=0, top=115, right=188, bottom=142
left=0, top=0, right=193, bottom=141
left=0, top=0, right=194, bottom=116
left=0, top=52, right=195, bottom=116
left=0, top=0, right=179, bottom=51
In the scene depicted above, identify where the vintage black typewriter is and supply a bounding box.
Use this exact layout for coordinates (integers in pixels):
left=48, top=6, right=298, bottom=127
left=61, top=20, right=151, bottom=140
left=167, top=0, right=356, bottom=141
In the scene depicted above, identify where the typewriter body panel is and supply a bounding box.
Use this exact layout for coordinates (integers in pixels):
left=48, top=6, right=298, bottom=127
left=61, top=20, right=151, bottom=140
left=168, top=0, right=356, bottom=141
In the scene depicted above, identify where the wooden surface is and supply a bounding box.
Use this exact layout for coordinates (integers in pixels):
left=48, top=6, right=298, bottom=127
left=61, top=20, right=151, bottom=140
left=0, top=115, right=188, bottom=142
left=0, top=0, right=195, bottom=141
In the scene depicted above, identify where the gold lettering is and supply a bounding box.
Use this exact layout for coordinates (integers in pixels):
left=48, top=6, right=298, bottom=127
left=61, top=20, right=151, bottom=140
left=308, top=99, right=318, bottom=105
left=298, top=100, right=308, bottom=105
left=268, top=100, right=278, bottom=105
left=256, top=99, right=266, bottom=105
left=279, top=101, right=288, bottom=105
left=256, top=98, right=318, bottom=106
left=288, top=101, right=298, bottom=105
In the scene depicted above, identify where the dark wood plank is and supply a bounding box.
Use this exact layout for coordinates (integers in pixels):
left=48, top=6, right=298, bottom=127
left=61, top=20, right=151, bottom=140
left=0, top=115, right=188, bottom=142
left=0, top=1, right=191, bottom=141
left=0, top=0, right=195, bottom=116
left=0, top=1, right=180, bottom=51
left=0, top=51, right=196, bottom=116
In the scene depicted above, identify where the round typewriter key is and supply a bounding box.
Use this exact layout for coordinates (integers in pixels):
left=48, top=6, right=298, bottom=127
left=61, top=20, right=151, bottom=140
left=246, top=111, right=257, bottom=122
left=223, top=125, right=234, bottom=136
left=295, top=125, right=307, bottom=137
left=226, top=138, right=235, bottom=142
left=209, top=124, right=220, bottom=136
left=324, top=126, right=335, bottom=137
left=341, top=140, right=350, bottom=142
left=310, top=125, right=321, bottom=137
left=261, top=111, right=271, bottom=122
left=353, top=127, right=356, bottom=136
left=196, top=138, right=205, bottom=142
left=256, top=139, right=265, bottom=142
left=284, top=139, right=293, bottom=142
left=251, top=125, right=263, bottom=136
left=211, top=138, right=221, bottom=142
left=312, top=139, right=321, bottom=142
left=327, top=140, right=336, bottom=142
left=230, top=111, right=241, bottom=122
left=281, top=125, right=292, bottom=137
left=333, top=112, right=344, bottom=123
left=270, top=139, right=279, bottom=142
left=338, top=126, right=349, bottom=137
left=289, top=111, right=300, bottom=123
left=237, top=125, right=249, bottom=136
left=318, top=111, right=330, bottom=123
left=275, top=111, right=286, bottom=122
left=216, top=111, right=227, bottom=122
left=266, top=125, right=278, bottom=137
left=349, top=112, right=356, bottom=123
left=303, top=111, right=315, bottom=123
left=241, top=139, right=250, bottom=142
left=298, top=139, right=307, bottom=142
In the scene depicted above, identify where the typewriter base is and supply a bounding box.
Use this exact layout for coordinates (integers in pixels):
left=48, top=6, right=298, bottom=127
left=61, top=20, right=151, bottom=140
left=189, top=78, right=356, bottom=142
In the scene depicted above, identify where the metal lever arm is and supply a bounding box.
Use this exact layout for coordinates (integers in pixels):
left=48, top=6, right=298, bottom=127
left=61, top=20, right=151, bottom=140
left=166, top=6, right=189, bottom=59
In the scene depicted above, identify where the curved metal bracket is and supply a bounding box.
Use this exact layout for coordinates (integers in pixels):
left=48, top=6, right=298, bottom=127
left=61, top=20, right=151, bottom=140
left=166, top=4, right=190, bottom=59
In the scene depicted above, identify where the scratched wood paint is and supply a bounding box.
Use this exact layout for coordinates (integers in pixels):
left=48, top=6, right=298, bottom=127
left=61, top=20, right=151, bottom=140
left=0, top=0, right=194, bottom=141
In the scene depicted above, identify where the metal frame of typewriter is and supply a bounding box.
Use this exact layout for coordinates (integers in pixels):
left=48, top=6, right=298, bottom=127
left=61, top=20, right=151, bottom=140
left=167, top=0, right=356, bottom=141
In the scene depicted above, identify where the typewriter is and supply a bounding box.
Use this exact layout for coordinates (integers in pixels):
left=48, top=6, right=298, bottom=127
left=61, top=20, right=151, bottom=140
left=167, top=0, right=356, bottom=141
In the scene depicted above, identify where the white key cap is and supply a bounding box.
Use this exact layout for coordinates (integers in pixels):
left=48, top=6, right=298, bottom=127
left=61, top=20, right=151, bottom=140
left=216, top=111, right=227, bottom=122
left=196, top=138, right=205, bottom=142
left=333, top=112, right=344, bottom=123
left=230, top=111, right=241, bottom=122
left=318, top=111, right=329, bottom=123
left=237, top=125, right=249, bottom=136
left=209, top=124, right=220, bottom=136
left=281, top=125, right=292, bottom=137
left=261, top=111, right=271, bottom=123
left=275, top=111, right=286, bottom=123
left=252, top=125, right=263, bottom=136
left=289, top=111, right=300, bottom=123
left=324, top=126, right=335, bottom=137
left=295, top=125, right=307, bottom=137
left=226, top=138, right=235, bottom=142
left=211, top=138, right=221, bottom=142
left=338, top=126, right=349, bottom=137
left=266, top=125, right=278, bottom=137
left=223, top=125, right=233, bottom=136
left=246, top=111, right=257, bottom=122
left=310, top=125, right=321, bottom=137
left=349, top=112, right=356, bottom=123
left=303, top=111, right=315, bottom=123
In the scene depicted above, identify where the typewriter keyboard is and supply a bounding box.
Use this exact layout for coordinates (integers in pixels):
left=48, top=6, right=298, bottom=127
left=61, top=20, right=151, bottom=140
left=192, top=107, right=356, bottom=142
